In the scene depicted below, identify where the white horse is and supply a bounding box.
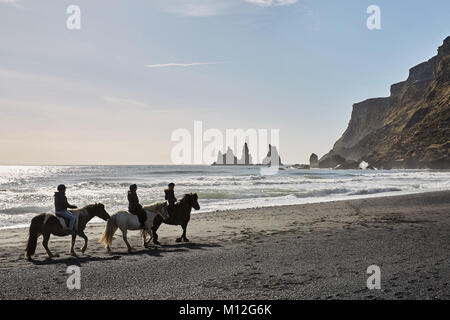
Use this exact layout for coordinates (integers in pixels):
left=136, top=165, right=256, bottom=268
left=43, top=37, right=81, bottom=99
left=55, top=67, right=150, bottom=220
left=100, top=201, right=169, bottom=252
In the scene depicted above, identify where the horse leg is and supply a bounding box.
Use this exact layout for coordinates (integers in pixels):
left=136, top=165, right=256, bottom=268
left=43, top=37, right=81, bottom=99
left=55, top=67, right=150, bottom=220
left=142, top=230, right=148, bottom=248
left=152, top=216, right=163, bottom=245
left=182, top=224, right=189, bottom=242
left=42, top=233, right=58, bottom=258
left=70, top=234, right=78, bottom=257
left=176, top=227, right=183, bottom=243
left=78, top=231, right=88, bottom=254
left=121, top=229, right=134, bottom=252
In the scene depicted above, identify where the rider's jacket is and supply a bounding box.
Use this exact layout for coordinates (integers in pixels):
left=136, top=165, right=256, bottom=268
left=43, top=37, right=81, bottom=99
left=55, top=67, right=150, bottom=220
left=54, top=192, right=77, bottom=212
left=164, top=189, right=177, bottom=207
left=128, top=190, right=142, bottom=211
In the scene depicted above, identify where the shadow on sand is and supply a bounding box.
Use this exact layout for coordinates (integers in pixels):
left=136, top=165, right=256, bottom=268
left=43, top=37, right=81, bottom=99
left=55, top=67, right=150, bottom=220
left=158, top=242, right=222, bottom=250
left=112, top=242, right=223, bottom=257
left=30, top=254, right=122, bottom=266
left=28, top=242, right=222, bottom=264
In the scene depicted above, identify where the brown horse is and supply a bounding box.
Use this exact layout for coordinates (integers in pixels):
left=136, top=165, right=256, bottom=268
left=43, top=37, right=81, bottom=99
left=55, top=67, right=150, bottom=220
left=151, top=193, right=200, bottom=244
left=24, top=203, right=110, bottom=260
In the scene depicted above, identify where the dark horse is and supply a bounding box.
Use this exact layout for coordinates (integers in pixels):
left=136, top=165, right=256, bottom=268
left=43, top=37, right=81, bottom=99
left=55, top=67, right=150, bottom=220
left=25, top=203, right=110, bottom=260
left=151, top=193, right=200, bottom=244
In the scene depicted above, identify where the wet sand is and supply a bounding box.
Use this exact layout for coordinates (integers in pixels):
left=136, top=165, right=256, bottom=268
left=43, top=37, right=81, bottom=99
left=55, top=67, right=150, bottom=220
left=0, top=191, right=449, bottom=300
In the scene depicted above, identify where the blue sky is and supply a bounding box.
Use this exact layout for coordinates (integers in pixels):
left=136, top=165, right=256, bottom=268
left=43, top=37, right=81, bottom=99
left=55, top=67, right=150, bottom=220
left=0, top=0, right=449, bottom=165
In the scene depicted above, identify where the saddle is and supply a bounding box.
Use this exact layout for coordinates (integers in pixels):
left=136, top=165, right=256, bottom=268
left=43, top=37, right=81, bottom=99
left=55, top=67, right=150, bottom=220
left=54, top=212, right=79, bottom=232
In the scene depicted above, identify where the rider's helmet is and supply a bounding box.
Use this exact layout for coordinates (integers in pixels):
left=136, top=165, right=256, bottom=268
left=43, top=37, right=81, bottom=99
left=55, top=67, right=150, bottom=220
left=168, top=183, right=175, bottom=188
left=129, top=184, right=137, bottom=191
left=57, top=184, right=66, bottom=192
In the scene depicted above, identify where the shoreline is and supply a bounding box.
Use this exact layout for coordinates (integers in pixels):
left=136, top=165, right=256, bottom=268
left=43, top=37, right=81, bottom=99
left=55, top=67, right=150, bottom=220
left=1, top=188, right=449, bottom=231
left=1, top=190, right=450, bottom=299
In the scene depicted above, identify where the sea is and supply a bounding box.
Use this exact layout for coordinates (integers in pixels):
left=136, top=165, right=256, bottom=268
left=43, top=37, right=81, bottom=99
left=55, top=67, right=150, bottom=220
left=0, top=165, right=449, bottom=229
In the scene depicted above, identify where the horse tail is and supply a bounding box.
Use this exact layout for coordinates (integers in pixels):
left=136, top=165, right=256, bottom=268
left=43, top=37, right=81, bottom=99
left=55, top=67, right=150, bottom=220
left=100, top=214, right=117, bottom=248
left=25, top=214, right=45, bottom=260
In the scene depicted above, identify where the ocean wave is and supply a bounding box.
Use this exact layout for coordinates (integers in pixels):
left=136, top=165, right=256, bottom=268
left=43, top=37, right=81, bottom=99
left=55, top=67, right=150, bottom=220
left=349, top=187, right=402, bottom=195
left=295, top=188, right=351, bottom=198
left=1, top=165, right=450, bottom=228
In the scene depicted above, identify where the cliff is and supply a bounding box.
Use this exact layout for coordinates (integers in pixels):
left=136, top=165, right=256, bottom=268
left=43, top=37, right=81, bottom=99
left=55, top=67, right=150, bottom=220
left=321, top=36, right=450, bottom=169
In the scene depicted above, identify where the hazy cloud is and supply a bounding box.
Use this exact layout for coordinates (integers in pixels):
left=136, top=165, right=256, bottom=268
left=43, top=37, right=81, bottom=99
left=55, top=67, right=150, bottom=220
left=0, top=0, right=22, bottom=8
left=145, top=62, right=221, bottom=68
left=158, top=0, right=298, bottom=16
left=245, top=0, right=298, bottom=7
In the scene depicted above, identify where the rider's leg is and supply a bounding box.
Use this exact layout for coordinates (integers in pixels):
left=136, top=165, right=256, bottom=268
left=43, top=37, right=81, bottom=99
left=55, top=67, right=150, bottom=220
left=130, top=209, right=146, bottom=229
left=67, top=211, right=76, bottom=233
left=56, top=210, right=76, bottom=233
left=138, top=208, right=147, bottom=229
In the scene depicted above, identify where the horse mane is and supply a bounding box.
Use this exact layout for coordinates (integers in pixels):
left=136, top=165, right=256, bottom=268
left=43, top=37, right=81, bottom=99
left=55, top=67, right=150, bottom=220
left=179, top=193, right=194, bottom=203
left=143, top=201, right=166, bottom=211
left=77, top=203, right=104, bottom=215
left=83, top=203, right=104, bottom=210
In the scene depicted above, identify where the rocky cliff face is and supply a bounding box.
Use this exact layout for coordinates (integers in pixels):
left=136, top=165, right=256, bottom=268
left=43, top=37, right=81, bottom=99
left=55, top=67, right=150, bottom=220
left=321, top=36, right=450, bottom=169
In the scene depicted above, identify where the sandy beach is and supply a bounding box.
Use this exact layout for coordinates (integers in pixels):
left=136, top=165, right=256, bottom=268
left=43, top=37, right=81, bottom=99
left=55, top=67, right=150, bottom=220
left=0, top=190, right=449, bottom=300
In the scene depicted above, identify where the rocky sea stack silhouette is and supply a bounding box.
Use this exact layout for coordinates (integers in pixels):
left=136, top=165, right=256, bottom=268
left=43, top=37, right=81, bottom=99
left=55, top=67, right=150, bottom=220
left=212, top=143, right=283, bottom=166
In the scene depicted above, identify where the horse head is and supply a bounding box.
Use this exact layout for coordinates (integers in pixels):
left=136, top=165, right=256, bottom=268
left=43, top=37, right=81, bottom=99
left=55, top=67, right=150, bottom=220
left=184, top=193, right=200, bottom=211
left=90, top=203, right=110, bottom=221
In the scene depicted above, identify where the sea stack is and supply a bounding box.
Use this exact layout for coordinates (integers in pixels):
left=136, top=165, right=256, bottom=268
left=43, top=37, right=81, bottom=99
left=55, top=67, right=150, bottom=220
left=262, top=144, right=283, bottom=166
left=309, top=153, right=319, bottom=168
left=238, top=143, right=253, bottom=165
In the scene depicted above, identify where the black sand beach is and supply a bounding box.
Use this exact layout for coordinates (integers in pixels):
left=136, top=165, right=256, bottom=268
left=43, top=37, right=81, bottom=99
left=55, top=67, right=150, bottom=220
left=1, top=191, right=449, bottom=300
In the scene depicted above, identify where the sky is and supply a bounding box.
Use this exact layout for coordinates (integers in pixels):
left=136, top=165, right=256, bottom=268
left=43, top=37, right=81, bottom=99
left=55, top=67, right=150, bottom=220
left=0, top=0, right=449, bottom=165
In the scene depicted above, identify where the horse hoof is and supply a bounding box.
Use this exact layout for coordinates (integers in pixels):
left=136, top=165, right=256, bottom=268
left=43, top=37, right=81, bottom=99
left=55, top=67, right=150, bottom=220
left=184, top=238, right=190, bottom=242
left=154, top=240, right=161, bottom=246
left=176, top=238, right=182, bottom=243
left=70, top=252, right=78, bottom=257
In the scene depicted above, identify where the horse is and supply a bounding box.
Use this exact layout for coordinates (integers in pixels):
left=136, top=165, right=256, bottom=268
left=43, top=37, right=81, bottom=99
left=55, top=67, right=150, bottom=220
left=100, top=201, right=169, bottom=252
left=151, top=193, right=200, bottom=245
left=24, top=203, right=110, bottom=261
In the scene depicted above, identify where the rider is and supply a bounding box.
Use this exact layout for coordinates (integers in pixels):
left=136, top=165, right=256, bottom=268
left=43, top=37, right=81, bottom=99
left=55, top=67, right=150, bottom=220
left=164, top=183, right=177, bottom=213
left=54, top=184, right=78, bottom=234
left=128, top=184, right=147, bottom=229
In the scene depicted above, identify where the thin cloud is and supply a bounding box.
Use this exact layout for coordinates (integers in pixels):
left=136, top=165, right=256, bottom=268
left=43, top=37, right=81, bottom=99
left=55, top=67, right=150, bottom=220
left=145, top=62, right=221, bottom=68
left=158, top=0, right=298, bottom=17
left=0, top=0, right=23, bottom=8
left=158, top=0, right=239, bottom=17
left=245, top=0, right=298, bottom=6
